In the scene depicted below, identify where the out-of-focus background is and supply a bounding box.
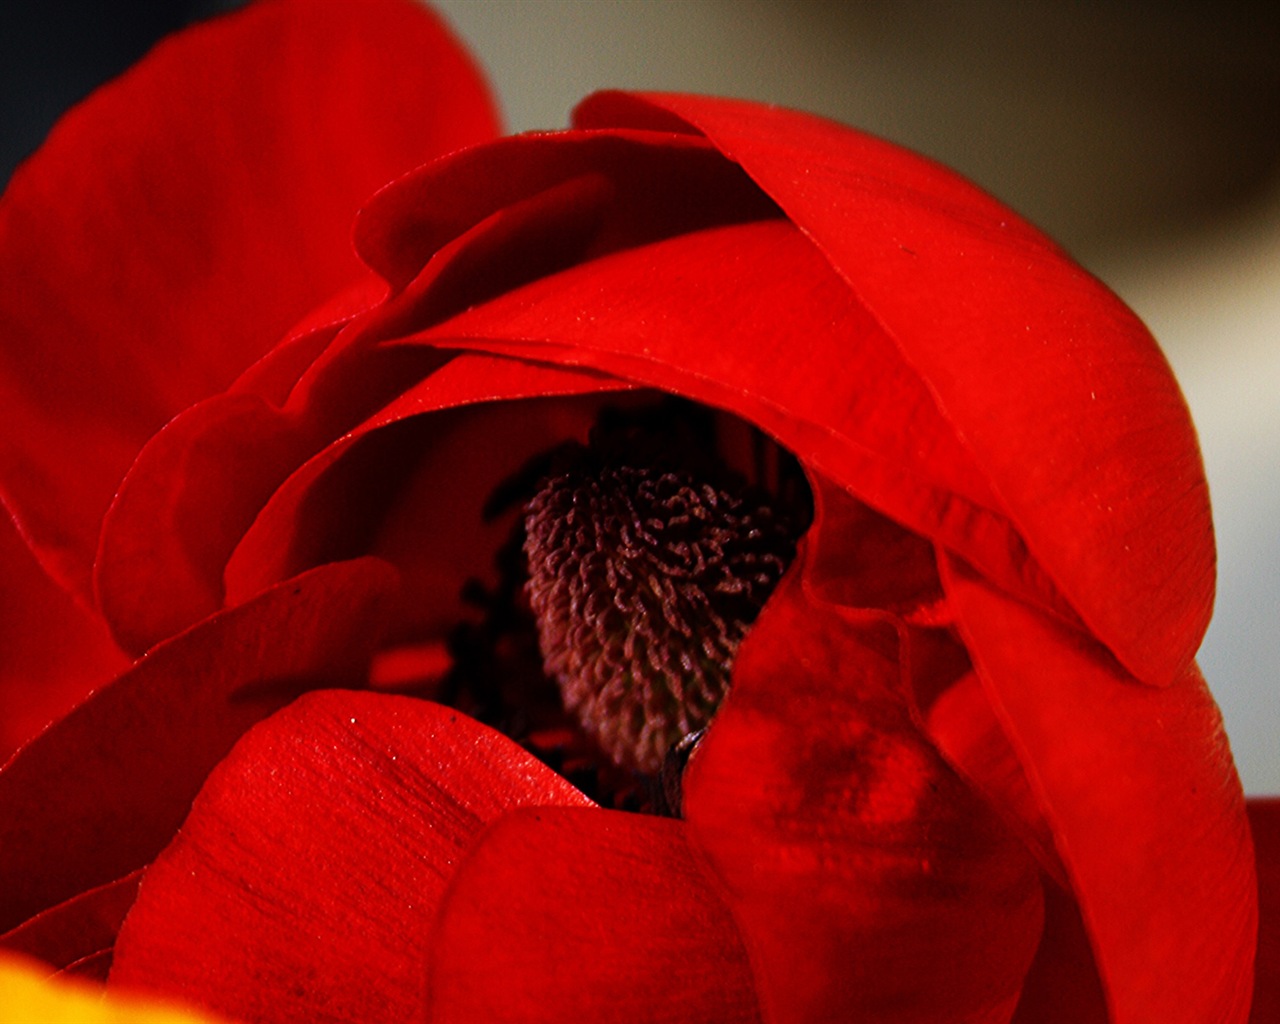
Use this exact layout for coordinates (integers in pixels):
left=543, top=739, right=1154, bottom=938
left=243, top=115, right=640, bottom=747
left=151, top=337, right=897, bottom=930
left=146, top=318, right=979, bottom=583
left=3, top=0, right=1276, bottom=792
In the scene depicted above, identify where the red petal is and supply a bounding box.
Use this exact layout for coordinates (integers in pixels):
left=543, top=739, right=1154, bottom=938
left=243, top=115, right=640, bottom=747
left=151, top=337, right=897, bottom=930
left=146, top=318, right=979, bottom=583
left=0, top=0, right=497, bottom=602
left=109, top=692, right=592, bottom=1024
left=1010, top=882, right=1109, bottom=1024
left=420, top=218, right=1075, bottom=622
left=682, top=556, right=1044, bottom=1024
left=0, top=871, right=142, bottom=977
left=428, top=807, right=761, bottom=1023
left=95, top=320, right=456, bottom=653
left=924, top=671, right=1067, bottom=887
left=942, top=557, right=1255, bottom=1023
left=222, top=356, right=633, bottom=625
left=94, top=391, right=330, bottom=655
left=1251, top=799, right=1280, bottom=1024
left=0, top=557, right=397, bottom=933
left=574, top=91, right=1213, bottom=688
left=97, top=141, right=651, bottom=651
left=353, top=129, right=780, bottom=292
left=0, top=511, right=126, bottom=760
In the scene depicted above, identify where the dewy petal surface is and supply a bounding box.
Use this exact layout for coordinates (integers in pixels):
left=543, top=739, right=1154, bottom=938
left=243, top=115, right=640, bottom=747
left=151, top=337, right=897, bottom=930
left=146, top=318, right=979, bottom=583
left=943, top=558, right=1255, bottom=1024
left=0, top=0, right=498, bottom=601
left=0, top=558, right=397, bottom=934
left=110, top=692, right=593, bottom=1024
left=574, top=91, right=1213, bottom=688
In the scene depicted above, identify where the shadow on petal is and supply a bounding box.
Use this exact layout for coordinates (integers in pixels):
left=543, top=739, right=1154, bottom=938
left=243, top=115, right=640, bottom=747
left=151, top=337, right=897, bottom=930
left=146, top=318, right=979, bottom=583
left=428, top=806, right=761, bottom=1024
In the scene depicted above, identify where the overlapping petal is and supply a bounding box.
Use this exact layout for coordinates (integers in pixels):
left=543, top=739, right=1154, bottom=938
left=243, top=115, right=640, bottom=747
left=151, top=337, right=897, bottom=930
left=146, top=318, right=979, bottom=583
left=336, top=96, right=1244, bottom=1019
left=943, top=559, right=1255, bottom=1023
left=0, top=558, right=397, bottom=936
left=0, top=0, right=498, bottom=604
left=681, top=536, right=1044, bottom=1024
left=428, top=807, right=761, bottom=1023
left=573, top=91, right=1213, bottom=689
left=0, top=513, right=125, bottom=761
left=0, top=873, right=142, bottom=982
left=109, top=691, right=592, bottom=1024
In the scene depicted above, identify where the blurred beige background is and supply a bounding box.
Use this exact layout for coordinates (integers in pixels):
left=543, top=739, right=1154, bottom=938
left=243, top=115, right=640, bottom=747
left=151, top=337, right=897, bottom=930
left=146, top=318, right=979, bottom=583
left=435, top=0, right=1280, bottom=793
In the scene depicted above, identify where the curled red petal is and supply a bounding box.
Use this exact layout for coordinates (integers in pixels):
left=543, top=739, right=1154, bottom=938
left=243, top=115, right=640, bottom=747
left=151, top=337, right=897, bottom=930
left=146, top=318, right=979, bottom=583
left=110, top=692, right=592, bottom=1024
left=0, top=0, right=498, bottom=602
left=353, top=128, right=780, bottom=292
left=222, top=357, right=633, bottom=624
left=96, top=137, right=660, bottom=651
left=942, top=557, right=1255, bottom=1023
left=420, top=218, right=1072, bottom=621
left=428, top=807, right=761, bottom=1024
left=573, top=90, right=1212, bottom=688
left=0, top=557, right=397, bottom=933
left=94, top=392, right=327, bottom=654
left=1251, top=799, right=1280, bottom=1024
left=683, top=546, right=1044, bottom=1024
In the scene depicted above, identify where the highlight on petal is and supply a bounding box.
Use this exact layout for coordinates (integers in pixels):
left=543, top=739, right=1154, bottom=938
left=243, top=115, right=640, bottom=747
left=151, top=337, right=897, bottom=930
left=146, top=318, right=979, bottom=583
left=572, top=90, right=1213, bottom=688
left=0, top=557, right=398, bottom=935
left=943, top=557, right=1255, bottom=1024
left=682, top=550, right=1044, bottom=1024
left=110, top=692, right=593, bottom=1024
left=0, top=951, right=231, bottom=1024
left=428, top=807, right=761, bottom=1024
left=0, top=0, right=498, bottom=602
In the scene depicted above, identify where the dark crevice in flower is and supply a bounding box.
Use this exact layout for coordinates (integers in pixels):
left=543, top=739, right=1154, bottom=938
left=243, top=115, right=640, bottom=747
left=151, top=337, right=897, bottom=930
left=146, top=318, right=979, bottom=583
left=442, top=398, right=810, bottom=814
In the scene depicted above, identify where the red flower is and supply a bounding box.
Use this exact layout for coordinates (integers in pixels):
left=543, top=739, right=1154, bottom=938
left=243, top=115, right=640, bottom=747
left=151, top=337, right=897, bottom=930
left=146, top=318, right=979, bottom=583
left=0, top=1, right=1271, bottom=1022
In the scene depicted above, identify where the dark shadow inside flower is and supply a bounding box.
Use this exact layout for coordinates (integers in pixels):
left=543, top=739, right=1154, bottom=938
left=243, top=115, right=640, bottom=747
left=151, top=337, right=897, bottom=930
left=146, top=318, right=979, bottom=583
left=352, top=131, right=784, bottom=297
left=265, top=385, right=821, bottom=815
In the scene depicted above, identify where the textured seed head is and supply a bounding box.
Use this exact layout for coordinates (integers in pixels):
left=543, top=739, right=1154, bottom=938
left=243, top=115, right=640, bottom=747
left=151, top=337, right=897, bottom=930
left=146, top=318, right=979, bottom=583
left=523, top=450, right=798, bottom=773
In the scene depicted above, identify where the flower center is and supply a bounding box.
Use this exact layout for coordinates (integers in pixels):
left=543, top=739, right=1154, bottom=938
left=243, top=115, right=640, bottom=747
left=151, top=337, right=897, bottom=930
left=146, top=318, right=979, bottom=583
left=523, top=431, right=800, bottom=773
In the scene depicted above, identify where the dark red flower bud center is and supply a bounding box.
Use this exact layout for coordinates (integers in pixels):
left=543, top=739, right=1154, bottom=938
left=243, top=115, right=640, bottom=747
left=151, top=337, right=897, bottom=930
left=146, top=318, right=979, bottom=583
left=524, top=445, right=799, bottom=772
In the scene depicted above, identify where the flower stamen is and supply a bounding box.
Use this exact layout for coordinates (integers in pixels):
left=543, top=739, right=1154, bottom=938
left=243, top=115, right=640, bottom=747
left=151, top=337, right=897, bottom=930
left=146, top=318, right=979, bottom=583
left=523, top=430, right=801, bottom=773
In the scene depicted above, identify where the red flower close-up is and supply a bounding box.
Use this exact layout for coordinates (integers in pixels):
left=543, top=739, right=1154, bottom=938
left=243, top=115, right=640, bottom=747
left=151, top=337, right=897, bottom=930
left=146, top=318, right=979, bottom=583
left=1, top=1, right=1275, bottom=1022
